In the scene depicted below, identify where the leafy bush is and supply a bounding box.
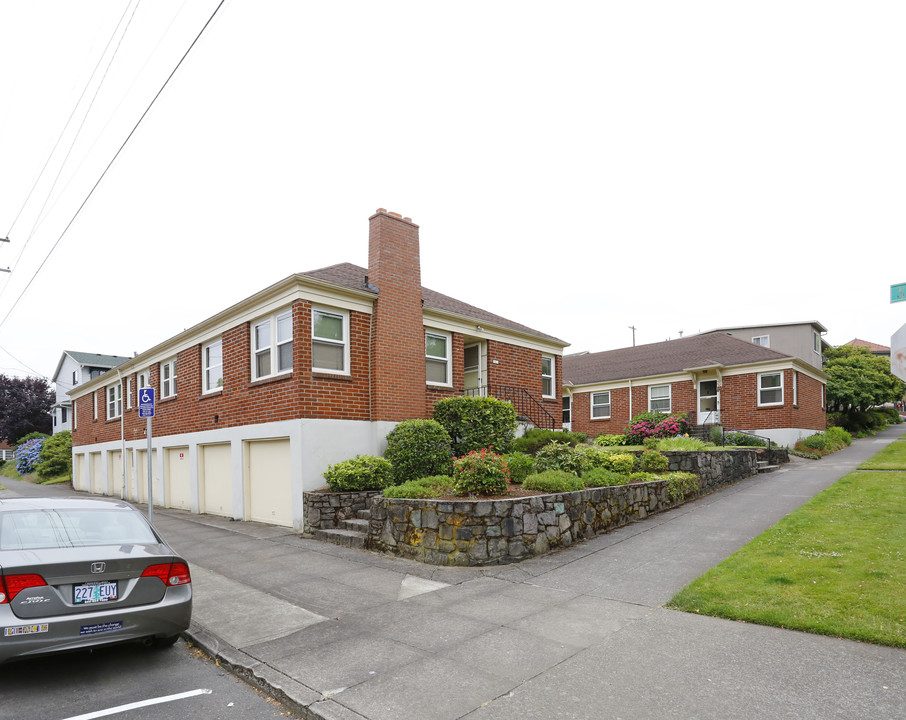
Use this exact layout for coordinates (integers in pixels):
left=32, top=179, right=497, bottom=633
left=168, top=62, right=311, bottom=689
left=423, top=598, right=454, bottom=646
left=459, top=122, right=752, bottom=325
left=581, top=467, right=631, bottom=487
left=592, top=434, right=626, bottom=447
left=627, top=472, right=661, bottom=483
left=503, top=451, right=535, bottom=484
left=709, top=425, right=724, bottom=445
left=15, top=437, right=44, bottom=475
left=721, top=431, right=767, bottom=447
left=522, top=470, right=585, bottom=493
left=384, top=419, right=453, bottom=483
left=830, top=409, right=894, bottom=436
left=663, top=472, right=700, bottom=502
left=37, top=431, right=72, bottom=478
left=655, top=436, right=709, bottom=451
left=533, top=441, right=583, bottom=474
left=433, top=396, right=518, bottom=456
left=824, top=426, right=852, bottom=447
left=793, top=427, right=853, bottom=458
left=512, top=429, right=587, bottom=455
left=624, top=412, right=691, bottom=444
left=323, top=455, right=394, bottom=492
left=639, top=450, right=669, bottom=473
left=383, top=475, right=454, bottom=499
left=452, top=449, right=511, bottom=496
left=599, top=452, right=636, bottom=474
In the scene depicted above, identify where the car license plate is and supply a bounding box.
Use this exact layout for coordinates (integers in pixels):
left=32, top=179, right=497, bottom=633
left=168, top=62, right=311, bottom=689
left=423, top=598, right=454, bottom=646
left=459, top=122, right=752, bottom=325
left=73, top=581, right=118, bottom=605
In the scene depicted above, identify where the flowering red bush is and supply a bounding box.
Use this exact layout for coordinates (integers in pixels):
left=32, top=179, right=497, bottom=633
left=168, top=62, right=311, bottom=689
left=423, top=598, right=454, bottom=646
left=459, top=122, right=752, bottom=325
left=452, top=448, right=511, bottom=496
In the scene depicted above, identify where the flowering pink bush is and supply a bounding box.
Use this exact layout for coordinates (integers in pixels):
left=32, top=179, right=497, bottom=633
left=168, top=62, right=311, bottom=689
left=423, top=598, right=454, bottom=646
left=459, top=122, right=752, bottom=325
left=625, top=413, right=691, bottom=444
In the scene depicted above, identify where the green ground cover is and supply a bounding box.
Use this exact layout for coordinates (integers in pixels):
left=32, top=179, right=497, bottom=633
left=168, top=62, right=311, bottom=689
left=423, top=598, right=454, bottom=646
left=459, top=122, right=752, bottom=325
left=668, top=469, right=906, bottom=648
left=859, top=439, right=906, bottom=470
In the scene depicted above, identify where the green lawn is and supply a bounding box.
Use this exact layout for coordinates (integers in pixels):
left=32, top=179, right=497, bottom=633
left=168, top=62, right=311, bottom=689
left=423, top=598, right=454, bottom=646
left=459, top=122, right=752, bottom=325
left=668, top=469, right=906, bottom=648
left=859, top=439, right=906, bottom=470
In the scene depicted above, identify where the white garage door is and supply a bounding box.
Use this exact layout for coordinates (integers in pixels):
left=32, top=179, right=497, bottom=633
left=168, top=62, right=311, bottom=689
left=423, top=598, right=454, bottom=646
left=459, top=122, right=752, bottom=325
left=165, top=447, right=191, bottom=510
left=245, top=439, right=292, bottom=527
left=200, top=443, right=233, bottom=518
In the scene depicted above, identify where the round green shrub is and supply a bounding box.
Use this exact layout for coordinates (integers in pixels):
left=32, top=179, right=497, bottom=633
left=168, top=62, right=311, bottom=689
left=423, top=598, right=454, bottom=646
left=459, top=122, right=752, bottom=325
left=639, top=450, right=669, bottom=473
left=433, top=396, right=518, bottom=456
left=383, top=475, right=454, bottom=499
left=37, top=431, right=72, bottom=478
left=384, top=419, right=453, bottom=484
left=533, top=441, right=583, bottom=474
left=663, top=472, right=700, bottom=502
left=323, top=455, right=394, bottom=492
left=504, top=451, right=535, bottom=484
left=601, top=452, right=636, bottom=474
left=452, top=449, right=510, bottom=496
left=581, top=467, right=631, bottom=487
left=523, top=470, right=585, bottom=493
left=592, top=434, right=626, bottom=447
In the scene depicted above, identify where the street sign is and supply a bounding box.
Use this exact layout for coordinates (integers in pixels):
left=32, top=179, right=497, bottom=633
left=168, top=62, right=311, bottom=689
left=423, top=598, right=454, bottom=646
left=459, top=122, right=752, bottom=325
left=892, top=283, right=906, bottom=303
left=138, top=388, right=155, bottom=418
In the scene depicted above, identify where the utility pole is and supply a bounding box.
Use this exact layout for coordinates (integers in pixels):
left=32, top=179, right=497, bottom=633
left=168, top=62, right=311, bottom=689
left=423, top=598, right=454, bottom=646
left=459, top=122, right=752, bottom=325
left=628, top=325, right=636, bottom=347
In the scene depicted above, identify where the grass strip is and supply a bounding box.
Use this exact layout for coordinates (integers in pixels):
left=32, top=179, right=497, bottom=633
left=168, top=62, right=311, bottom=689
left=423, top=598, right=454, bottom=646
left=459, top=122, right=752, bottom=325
left=668, top=471, right=906, bottom=648
left=859, top=439, right=906, bottom=470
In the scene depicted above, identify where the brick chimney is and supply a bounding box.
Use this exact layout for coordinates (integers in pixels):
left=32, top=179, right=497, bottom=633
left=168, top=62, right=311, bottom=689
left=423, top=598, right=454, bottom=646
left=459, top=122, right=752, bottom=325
left=368, top=209, right=426, bottom=422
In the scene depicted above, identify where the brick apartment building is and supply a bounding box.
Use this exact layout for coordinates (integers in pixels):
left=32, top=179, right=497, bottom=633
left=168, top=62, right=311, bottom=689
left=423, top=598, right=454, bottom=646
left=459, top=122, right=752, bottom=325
left=69, top=210, right=567, bottom=528
left=563, top=332, right=827, bottom=446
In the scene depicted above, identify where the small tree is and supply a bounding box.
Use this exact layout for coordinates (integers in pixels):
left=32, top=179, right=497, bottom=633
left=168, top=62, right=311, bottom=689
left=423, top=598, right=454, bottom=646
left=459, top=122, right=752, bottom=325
left=825, top=346, right=906, bottom=413
left=432, top=396, right=518, bottom=457
left=0, top=375, right=53, bottom=443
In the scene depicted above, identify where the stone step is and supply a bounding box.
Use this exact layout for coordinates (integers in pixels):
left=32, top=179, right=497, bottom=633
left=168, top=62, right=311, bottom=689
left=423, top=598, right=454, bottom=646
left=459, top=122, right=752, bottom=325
left=356, top=509, right=372, bottom=520
left=313, top=527, right=366, bottom=549
left=341, top=518, right=370, bottom=532
left=757, top=463, right=780, bottom=473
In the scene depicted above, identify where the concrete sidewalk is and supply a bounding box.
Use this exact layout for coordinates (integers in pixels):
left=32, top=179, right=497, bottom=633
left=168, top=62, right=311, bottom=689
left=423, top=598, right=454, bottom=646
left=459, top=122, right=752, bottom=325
left=3, top=428, right=905, bottom=719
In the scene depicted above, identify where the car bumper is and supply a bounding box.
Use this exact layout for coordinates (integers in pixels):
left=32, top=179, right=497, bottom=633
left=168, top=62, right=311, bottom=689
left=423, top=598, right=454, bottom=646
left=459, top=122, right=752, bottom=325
left=0, top=585, right=191, bottom=664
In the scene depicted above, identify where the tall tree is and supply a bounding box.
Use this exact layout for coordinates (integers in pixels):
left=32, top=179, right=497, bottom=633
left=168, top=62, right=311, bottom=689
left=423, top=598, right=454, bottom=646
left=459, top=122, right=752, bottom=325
left=824, top=346, right=906, bottom=413
left=0, top=374, right=54, bottom=443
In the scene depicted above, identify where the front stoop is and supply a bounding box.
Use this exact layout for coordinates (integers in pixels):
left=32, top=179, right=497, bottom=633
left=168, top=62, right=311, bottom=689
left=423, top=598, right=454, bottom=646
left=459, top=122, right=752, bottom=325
left=313, top=515, right=370, bottom=548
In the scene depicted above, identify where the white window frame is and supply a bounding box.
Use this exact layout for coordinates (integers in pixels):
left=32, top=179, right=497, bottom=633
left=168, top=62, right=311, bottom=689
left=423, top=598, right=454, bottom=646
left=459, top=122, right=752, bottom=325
left=541, top=355, right=555, bottom=398
left=758, top=371, right=784, bottom=406
left=425, top=330, right=452, bottom=386
left=562, top=396, right=571, bottom=425
left=138, top=370, right=149, bottom=392
left=93, top=392, right=98, bottom=420
left=649, top=384, right=671, bottom=413
left=161, top=358, right=178, bottom=398
left=202, top=338, right=224, bottom=393
left=73, top=400, right=77, bottom=430
left=126, top=377, right=133, bottom=409
left=253, top=308, right=294, bottom=380
left=107, top=383, right=122, bottom=420
left=752, top=335, right=770, bottom=347
left=311, top=306, right=349, bottom=375
left=591, top=391, right=611, bottom=419
left=813, top=331, right=821, bottom=355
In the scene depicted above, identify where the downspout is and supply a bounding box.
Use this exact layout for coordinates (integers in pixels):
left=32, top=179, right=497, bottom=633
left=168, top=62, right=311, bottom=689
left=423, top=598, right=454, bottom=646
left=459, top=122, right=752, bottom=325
left=115, top=368, right=126, bottom=499
left=628, top=378, right=633, bottom=418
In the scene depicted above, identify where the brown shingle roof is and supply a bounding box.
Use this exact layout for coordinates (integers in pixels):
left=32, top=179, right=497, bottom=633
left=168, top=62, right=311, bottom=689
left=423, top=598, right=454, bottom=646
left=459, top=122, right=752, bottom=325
left=302, top=263, right=566, bottom=345
left=844, top=338, right=890, bottom=354
left=563, top=332, right=792, bottom=386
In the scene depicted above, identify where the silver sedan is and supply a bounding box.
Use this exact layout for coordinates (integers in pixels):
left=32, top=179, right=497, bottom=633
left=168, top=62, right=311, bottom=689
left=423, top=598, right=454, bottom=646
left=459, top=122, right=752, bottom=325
left=0, top=497, right=192, bottom=663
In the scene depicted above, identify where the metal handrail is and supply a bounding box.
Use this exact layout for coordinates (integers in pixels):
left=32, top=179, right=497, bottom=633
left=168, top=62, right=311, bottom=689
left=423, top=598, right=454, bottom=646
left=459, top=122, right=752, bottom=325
left=462, top=385, right=557, bottom=430
left=721, top=427, right=773, bottom=451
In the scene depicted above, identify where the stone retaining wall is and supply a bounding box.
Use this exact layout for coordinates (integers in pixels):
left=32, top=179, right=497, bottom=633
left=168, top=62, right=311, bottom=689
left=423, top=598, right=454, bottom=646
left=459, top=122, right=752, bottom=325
left=303, top=489, right=381, bottom=534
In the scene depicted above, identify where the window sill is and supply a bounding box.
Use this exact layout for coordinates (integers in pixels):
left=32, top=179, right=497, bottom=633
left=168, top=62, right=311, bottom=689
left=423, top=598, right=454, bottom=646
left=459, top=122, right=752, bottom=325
left=200, top=389, right=223, bottom=400
left=312, top=371, right=353, bottom=381
left=249, top=372, right=293, bottom=389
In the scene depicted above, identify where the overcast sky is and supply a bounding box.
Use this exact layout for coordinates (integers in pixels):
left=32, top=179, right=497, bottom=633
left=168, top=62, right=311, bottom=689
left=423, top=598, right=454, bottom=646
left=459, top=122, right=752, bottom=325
left=1, top=1, right=903, bottom=383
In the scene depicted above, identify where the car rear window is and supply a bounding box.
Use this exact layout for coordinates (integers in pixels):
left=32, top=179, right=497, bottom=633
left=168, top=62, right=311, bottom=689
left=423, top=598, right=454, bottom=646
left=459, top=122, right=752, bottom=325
left=0, top=509, right=158, bottom=550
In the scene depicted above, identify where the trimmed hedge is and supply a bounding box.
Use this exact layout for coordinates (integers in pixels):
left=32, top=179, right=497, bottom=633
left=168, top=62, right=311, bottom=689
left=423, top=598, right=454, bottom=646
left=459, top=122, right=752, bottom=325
left=323, top=455, right=394, bottom=492
left=433, top=396, right=518, bottom=456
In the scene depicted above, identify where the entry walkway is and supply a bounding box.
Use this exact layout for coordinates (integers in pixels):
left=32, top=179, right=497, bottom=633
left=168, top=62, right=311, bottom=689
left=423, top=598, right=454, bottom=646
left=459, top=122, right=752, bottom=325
left=2, top=427, right=904, bottom=719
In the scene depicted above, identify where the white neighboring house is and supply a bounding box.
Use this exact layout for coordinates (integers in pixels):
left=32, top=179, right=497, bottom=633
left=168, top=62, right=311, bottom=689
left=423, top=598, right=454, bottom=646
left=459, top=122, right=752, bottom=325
left=696, top=321, right=829, bottom=371
left=51, top=351, right=130, bottom=434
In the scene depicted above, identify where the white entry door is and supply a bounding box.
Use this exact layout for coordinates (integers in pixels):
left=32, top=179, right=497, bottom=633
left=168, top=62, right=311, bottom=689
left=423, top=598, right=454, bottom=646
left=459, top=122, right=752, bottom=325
left=464, top=343, right=485, bottom=394
left=697, top=379, right=719, bottom=425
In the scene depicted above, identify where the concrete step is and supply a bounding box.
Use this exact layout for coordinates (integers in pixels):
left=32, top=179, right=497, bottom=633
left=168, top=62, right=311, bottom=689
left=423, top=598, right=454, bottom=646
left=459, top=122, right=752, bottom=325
left=314, top=527, right=366, bottom=549
left=757, top=462, right=780, bottom=473
left=341, top=518, right=370, bottom=532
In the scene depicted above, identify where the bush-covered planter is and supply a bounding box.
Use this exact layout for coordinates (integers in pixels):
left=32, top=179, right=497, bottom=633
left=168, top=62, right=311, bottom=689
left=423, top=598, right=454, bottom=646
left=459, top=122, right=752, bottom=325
left=364, top=448, right=773, bottom=566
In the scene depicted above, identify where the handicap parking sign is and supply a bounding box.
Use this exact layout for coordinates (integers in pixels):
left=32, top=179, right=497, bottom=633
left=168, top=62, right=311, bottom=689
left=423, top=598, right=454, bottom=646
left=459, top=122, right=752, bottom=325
left=139, top=388, right=155, bottom=418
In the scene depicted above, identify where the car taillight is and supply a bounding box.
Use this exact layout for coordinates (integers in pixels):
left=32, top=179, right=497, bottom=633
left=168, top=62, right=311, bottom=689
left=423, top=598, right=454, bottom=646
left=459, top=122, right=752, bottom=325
left=141, top=562, right=191, bottom=586
left=0, top=574, right=47, bottom=603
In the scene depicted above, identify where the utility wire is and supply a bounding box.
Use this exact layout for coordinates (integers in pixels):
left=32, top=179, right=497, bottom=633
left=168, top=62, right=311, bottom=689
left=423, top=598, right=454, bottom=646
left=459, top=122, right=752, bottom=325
left=0, top=0, right=227, bottom=333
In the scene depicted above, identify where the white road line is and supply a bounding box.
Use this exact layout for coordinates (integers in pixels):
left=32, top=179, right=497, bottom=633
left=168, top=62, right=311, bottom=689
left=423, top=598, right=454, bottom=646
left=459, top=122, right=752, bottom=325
left=62, top=689, right=212, bottom=720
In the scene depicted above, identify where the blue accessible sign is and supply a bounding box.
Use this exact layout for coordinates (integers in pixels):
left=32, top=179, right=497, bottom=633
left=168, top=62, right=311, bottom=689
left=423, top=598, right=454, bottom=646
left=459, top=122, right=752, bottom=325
left=139, top=388, right=155, bottom=418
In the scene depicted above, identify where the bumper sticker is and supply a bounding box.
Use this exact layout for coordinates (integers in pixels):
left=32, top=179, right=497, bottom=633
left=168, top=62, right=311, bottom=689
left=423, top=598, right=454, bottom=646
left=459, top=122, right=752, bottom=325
left=4, top=623, right=49, bottom=636
left=80, top=621, right=124, bottom=636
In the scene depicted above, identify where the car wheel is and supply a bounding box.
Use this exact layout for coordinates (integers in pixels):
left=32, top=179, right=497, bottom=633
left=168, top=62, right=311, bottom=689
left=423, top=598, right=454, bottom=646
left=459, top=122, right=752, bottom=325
left=151, top=634, right=181, bottom=648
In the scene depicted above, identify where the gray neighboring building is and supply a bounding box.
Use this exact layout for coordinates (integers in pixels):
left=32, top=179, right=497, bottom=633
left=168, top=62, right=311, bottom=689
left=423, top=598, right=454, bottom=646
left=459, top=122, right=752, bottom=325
left=51, top=351, right=130, bottom=434
left=697, top=321, right=828, bottom=370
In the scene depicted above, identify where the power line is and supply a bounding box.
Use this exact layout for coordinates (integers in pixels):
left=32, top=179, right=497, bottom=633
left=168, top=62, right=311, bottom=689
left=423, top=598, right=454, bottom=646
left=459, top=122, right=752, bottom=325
left=0, top=0, right=228, bottom=334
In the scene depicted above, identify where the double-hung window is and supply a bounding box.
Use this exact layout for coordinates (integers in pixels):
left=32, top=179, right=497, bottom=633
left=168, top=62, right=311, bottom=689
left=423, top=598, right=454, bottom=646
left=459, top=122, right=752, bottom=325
left=126, top=377, right=133, bottom=409
left=752, top=335, right=770, bottom=347
left=591, top=391, right=611, bottom=418
left=203, top=339, right=224, bottom=393
left=161, top=358, right=177, bottom=398
left=253, top=309, right=293, bottom=379
left=649, top=384, right=671, bottom=413
left=758, top=372, right=783, bottom=406
left=426, top=331, right=451, bottom=385
left=541, top=355, right=555, bottom=398
left=312, top=308, right=348, bottom=373
left=107, top=383, right=122, bottom=419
